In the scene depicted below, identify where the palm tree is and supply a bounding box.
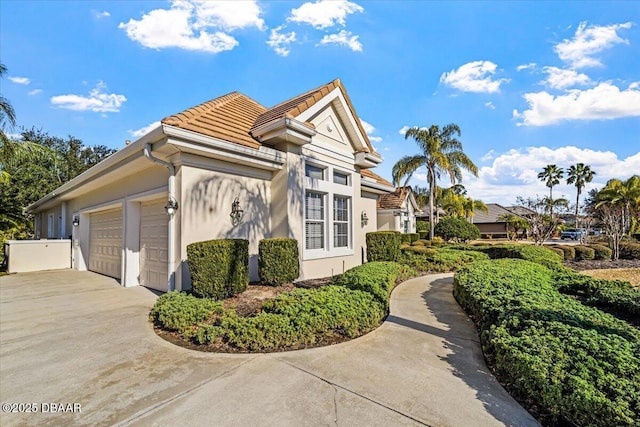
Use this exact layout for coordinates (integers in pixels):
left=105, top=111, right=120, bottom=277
left=462, top=197, right=488, bottom=223
left=537, top=164, right=564, bottom=219
left=0, top=63, right=52, bottom=183
left=597, top=175, right=640, bottom=235
left=392, top=124, right=478, bottom=239
left=566, top=163, right=595, bottom=228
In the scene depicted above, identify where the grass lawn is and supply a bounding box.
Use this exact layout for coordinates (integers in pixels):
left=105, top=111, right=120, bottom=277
left=581, top=268, right=640, bottom=288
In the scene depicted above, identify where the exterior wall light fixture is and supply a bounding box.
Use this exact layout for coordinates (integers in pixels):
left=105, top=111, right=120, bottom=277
left=72, top=216, right=80, bottom=227
left=164, top=197, right=179, bottom=216
left=361, top=211, right=369, bottom=227
left=230, top=197, right=244, bottom=226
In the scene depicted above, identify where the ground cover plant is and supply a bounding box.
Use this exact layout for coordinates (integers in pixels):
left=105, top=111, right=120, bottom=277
left=454, top=259, right=640, bottom=426
left=151, top=262, right=414, bottom=352
left=399, top=246, right=488, bottom=272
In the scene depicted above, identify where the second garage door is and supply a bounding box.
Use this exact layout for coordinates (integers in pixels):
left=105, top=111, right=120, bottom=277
left=140, top=199, right=168, bottom=292
left=89, top=208, right=123, bottom=279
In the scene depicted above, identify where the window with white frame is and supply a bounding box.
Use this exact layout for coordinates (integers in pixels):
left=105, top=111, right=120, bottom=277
left=47, top=214, right=55, bottom=238
left=305, top=164, right=325, bottom=180
left=333, top=196, right=350, bottom=248
left=305, top=191, right=325, bottom=250
left=333, top=171, right=349, bottom=186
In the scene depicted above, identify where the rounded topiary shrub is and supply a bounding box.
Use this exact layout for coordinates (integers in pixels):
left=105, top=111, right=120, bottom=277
left=258, top=238, right=299, bottom=285
left=619, top=242, right=640, bottom=260
left=187, top=239, right=249, bottom=300
left=554, top=245, right=576, bottom=261
left=434, top=217, right=480, bottom=242
left=547, top=246, right=565, bottom=260
left=589, top=244, right=612, bottom=260
left=366, top=231, right=401, bottom=262
left=574, top=245, right=595, bottom=261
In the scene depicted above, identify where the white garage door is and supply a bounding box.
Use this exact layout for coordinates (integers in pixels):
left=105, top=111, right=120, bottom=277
left=140, top=199, right=168, bottom=292
left=89, top=208, right=123, bottom=279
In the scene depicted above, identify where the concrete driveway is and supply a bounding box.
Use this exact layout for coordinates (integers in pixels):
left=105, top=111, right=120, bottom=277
left=0, top=270, right=538, bottom=427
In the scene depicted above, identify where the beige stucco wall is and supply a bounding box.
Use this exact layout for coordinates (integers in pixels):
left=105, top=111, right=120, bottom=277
left=6, top=239, right=71, bottom=273
left=376, top=211, right=397, bottom=231
left=179, top=162, right=272, bottom=285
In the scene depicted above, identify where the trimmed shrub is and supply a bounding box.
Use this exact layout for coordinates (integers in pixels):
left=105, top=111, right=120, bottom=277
left=335, top=261, right=407, bottom=309
left=454, top=259, right=640, bottom=426
left=408, top=233, right=420, bottom=243
left=402, top=245, right=436, bottom=255
left=619, top=242, right=640, bottom=260
left=366, top=231, right=401, bottom=262
left=400, top=233, right=412, bottom=244
left=150, top=292, right=223, bottom=335
left=554, top=245, right=576, bottom=261
left=431, top=236, right=445, bottom=246
left=259, top=238, right=299, bottom=285
left=590, top=244, right=612, bottom=260
left=434, top=217, right=480, bottom=242
left=574, top=245, right=595, bottom=261
left=418, top=231, right=429, bottom=239
left=187, top=239, right=249, bottom=299
left=399, top=247, right=488, bottom=272
left=478, top=244, right=563, bottom=269
left=411, top=240, right=425, bottom=246
left=546, top=246, right=565, bottom=260
left=416, top=220, right=430, bottom=232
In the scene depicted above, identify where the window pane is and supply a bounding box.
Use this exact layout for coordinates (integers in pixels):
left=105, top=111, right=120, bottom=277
left=306, top=192, right=324, bottom=220
left=305, top=191, right=325, bottom=250
left=333, top=171, right=349, bottom=185
left=305, top=222, right=324, bottom=249
left=334, top=223, right=348, bottom=248
left=305, top=164, right=324, bottom=180
left=333, top=196, right=350, bottom=248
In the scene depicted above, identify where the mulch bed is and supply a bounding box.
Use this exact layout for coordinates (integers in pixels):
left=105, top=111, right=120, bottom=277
left=564, top=259, right=640, bottom=271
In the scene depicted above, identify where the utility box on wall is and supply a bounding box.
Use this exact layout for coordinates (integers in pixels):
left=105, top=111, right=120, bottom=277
left=5, top=240, right=72, bottom=273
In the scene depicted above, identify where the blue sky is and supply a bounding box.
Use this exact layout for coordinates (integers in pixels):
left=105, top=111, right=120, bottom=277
left=2, top=1, right=639, bottom=206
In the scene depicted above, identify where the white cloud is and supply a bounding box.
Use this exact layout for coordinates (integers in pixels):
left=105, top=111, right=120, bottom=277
left=317, top=30, right=362, bottom=52
left=128, top=121, right=161, bottom=138
left=480, top=149, right=495, bottom=162
left=9, top=76, right=30, bottom=85
left=6, top=133, right=22, bottom=140
left=514, top=82, right=640, bottom=126
left=93, top=10, right=110, bottom=19
left=554, top=21, right=632, bottom=68
left=413, top=172, right=428, bottom=182
left=267, top=26, right=296, bottom=56
left=360, top=119, right=382, bottom=142
left=463, top=146, right=640, bottom=205
left=440, top=61, right=509, bottom=93
left=398, top=125, right=410, bottom=135
left=542, top=66, right=591, bottom=90
left=517, top=63, right=536, bottom=71
left=28, top=89, right=42, bottom=96
left=119, top=0, right=264, bottom=53
left=288, top=0, right=363, bottom=29
left=51, top=81, right=126, bottom=113
left=485, top=101, right=496, bottom=110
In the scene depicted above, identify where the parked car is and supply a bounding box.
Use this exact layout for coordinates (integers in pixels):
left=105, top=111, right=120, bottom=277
left=560, top=228, right=586, bottom=240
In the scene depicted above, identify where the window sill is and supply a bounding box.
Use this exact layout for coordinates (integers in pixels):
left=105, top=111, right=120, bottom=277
left=303, top=248, right=354, bottom=261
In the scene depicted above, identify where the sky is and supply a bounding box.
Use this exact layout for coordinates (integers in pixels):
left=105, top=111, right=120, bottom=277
left=2, top=0, right=639, bottom=207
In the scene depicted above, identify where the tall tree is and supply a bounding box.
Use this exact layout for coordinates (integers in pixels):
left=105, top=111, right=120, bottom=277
left=0, top=64, right=53, bottom=183
left=392, top=124, right=478, bottom=239
left=462, top=197, right=488, bottom=223
left=596, top=175, right=640, bottom=251
left=537, top=164, right=564, bottom=219
left=566, top=163, right=595, bottom=229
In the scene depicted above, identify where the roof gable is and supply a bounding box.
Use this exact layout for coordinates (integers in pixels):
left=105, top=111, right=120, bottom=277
left=377, top=186, right=412, bottom=210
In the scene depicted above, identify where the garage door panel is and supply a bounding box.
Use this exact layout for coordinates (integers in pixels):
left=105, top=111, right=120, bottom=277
left=140, top=200, right=168, bottom=292
left=89, top=208, right=123, bottom=279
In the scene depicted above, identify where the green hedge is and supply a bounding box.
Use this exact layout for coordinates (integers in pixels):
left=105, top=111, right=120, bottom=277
left=454, top=259, right=640, bottom=426
left=553, top=245, right=575, bottom=261
left=152, top=262, right=411, bottom=352
left=477, top=244, right=563, bottom=269
left=258, top=238, right=299, bottom=285
left=187, top=239, right=249, bottom=299
left=150, top=292, right=223, bottom=335
left=574, top=245, right=596, bottom=261
left=620, top=242, right=640, bottom=260
left=399, top=247, right=489, bottom=273
left=418, top=231, right=429, bottom=239
left=589, top=244, right=612, bottom=260
left=366, top=231, right=401, bottom=262
left=434, top=217, right=480, bottom=242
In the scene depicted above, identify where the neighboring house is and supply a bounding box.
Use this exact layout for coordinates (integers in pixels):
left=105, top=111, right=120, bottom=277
left=473, top=203, right=528, bottom=238
left=27, top=79, right=394, bottom=292
left=376, top=187, right=421, bottom=234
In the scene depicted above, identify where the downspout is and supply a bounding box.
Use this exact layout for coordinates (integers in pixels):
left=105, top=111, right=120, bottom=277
left=143, top=143, right=176, bottom=292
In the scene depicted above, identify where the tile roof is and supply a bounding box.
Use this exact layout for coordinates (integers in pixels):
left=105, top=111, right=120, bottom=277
left=377, top=187, right=411, bottom=210
left=161, top=79, right=379, bottom=159
left=361, top=169, right=393, bottom=187
left=162, top=92, right=266, bottom=149
left=473, top=203, right=520, bottom=223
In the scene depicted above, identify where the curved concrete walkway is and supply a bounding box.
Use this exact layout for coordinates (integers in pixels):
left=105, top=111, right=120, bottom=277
left=0, top=270, right=539, bottom=426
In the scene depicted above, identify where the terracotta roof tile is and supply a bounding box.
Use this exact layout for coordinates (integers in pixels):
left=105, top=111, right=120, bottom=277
left=377, top=187, right=411, bottom=210
left=162, top=92, right=266, bottom=149
left=361, top=169, right=393, bottom=187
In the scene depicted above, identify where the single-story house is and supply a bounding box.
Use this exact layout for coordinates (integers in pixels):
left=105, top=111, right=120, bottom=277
left=26, top=79, right=395, bottom=292
left=376, top=186, right=421, bottom=233
left=473, top=203, right=529, bottom=238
